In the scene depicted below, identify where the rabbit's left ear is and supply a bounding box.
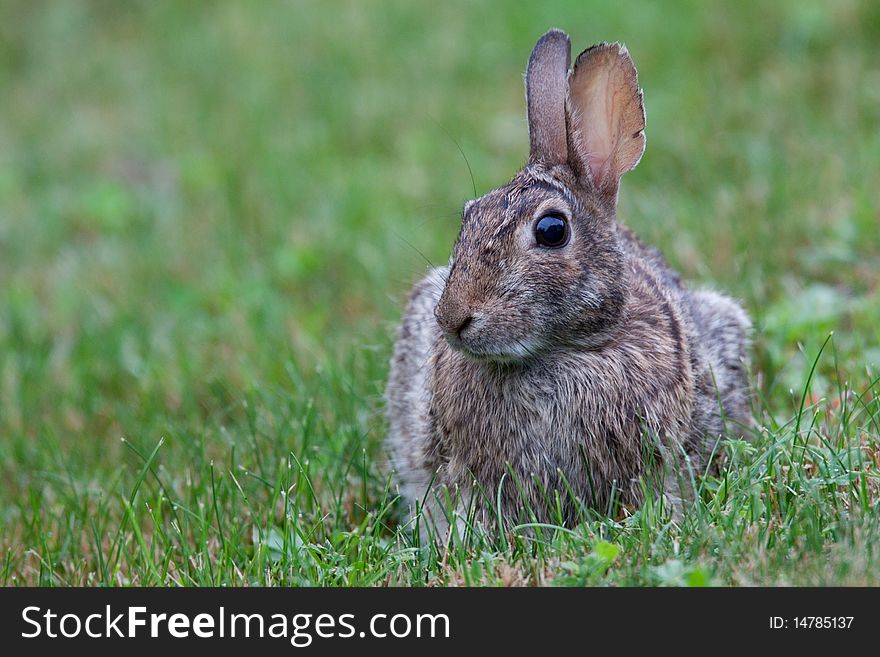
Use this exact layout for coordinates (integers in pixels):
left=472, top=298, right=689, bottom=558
left=526, top=29, right=571, bottom=165
left=567, top=43, right=646, bottom=200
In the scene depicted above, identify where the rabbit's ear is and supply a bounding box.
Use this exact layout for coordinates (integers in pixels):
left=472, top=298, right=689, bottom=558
left=567, top=43, right=645, bottom=199
left=526, top=29, right=571, bottom=165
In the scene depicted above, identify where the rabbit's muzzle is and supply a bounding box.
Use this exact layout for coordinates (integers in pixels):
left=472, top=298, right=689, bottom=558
left=433, top=296, right=472, bottom=342
left=434, top=288, right=542, bottom=362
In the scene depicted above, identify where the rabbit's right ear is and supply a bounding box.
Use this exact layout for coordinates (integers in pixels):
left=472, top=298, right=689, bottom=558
left=526, top=29, right=571, bottom=165
left=566, top=43, right=646, bottom=201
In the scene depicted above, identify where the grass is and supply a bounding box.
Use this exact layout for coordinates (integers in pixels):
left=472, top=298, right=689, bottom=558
left=0, top=0, right=879, bottom=586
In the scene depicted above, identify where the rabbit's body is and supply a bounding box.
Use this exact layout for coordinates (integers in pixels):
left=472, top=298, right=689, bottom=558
left=387, top=32, right=750, bottom=531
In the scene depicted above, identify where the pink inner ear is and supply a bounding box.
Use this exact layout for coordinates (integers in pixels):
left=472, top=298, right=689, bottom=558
left=568, top=44, right=645, bottom=193
left=580, top=68, right=618, bottom=183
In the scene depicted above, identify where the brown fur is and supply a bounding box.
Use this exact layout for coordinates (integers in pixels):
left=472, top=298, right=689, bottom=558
left=386, top=31, right=751, bottom=534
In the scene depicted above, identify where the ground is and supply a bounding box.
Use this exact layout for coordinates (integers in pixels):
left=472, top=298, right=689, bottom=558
left=1, top=0, right=879, bottom=585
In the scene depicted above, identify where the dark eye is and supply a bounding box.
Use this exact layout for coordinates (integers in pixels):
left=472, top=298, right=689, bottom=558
left=534, top=213, right=569, bottom=248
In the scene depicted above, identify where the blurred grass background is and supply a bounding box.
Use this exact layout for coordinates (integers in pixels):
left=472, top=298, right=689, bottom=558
left=0, top=0, right=879, bottom=585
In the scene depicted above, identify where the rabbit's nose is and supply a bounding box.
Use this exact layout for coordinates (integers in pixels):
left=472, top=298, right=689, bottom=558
left=435, top=305, right=473, bottom=338
left=449, top=314, right=472, bottom=337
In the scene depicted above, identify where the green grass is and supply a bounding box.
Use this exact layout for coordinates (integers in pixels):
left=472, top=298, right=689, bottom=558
left=1, top=0, right=879, bottom=586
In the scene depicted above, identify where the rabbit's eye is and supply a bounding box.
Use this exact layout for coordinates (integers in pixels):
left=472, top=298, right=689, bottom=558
left=535, top=214, right=569, bottom=248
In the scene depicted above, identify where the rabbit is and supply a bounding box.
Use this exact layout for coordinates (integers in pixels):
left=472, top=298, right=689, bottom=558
left=386, top=29, right=751, bottom=536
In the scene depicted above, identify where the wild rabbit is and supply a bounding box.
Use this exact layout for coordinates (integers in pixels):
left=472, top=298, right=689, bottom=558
left=386, top=30, right=750, bottom=534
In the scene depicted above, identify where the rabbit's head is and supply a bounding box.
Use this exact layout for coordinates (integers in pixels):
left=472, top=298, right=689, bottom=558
left=434, top=30, right=646, bottom=362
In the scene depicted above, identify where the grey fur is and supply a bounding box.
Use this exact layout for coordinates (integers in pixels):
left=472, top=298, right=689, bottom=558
left=386, top=31, right=751, bottom=534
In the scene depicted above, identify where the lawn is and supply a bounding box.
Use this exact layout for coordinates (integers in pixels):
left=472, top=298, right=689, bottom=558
left=1, top=0, right=879, bottom=586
